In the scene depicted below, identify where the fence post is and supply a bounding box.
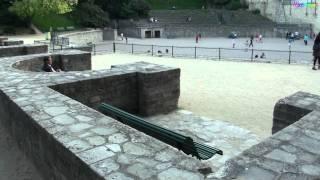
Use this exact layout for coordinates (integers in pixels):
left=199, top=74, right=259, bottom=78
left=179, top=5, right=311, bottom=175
left=113, top=42, right=116, bottom=53
left=151, top=45, right=153, bottom=56
left=289, top=47, right=291, bottom=64
left=194, top=46, right=197, bottom=59
left=131, top=43, right=134, bottom=54
left=93, top=44, right=96, bottom=55
left=218, top=48, right=221, bottom=60
left=251, top=48, right=254, bottom=62
left=171, top=46, right=174, bottom=57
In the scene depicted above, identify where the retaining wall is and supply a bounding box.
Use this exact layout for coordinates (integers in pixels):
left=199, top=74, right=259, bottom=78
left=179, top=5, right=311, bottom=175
left=60, top=29, right=117, bottom=45
left=0, top=44, right=48, bottom=57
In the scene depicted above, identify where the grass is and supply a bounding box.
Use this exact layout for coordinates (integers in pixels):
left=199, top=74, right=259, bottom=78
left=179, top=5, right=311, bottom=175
left=32, top=13, right=76, bottom=32
left=146, top=0, right=204, bottom=9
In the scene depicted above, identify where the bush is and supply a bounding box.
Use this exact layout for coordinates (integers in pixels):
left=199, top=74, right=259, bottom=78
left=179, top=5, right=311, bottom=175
left=225, top=0, right=245, bottom=10
left=73, top=2, right=110, bottom=28
left=3, top=26, right=16, bottom=35
left=251, top=9, right=261, bottom=15
left=128, top=0, right=151, bottom=17
left=32, top=13, right=75, bottom=32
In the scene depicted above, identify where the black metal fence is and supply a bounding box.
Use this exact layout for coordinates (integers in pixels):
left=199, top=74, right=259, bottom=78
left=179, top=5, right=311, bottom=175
left=91, top=42, right=313, bottom=65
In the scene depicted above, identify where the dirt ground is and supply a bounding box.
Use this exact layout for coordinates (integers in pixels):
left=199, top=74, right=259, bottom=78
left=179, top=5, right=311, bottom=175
left=92, top=53, right=320, bottom=139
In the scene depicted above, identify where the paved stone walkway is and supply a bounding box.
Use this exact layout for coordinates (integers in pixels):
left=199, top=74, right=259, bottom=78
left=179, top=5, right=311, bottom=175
left=146, top=109, right=260, bottom=170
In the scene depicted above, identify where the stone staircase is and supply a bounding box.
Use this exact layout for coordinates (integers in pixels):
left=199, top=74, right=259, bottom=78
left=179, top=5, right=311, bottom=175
left=140, top=9, right=276, bottom=27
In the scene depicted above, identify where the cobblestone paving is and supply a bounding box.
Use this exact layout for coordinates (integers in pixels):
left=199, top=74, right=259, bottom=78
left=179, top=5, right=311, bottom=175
left=146, top=110, right=260, bottom=170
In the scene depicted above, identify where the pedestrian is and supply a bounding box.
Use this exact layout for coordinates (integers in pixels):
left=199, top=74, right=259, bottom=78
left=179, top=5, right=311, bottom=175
left=196, top=35, right=199, bottom=43
left=312, top=33, right=320, bottom=70
left=120, top=33, right=124, bottom=41
left=249, top=35, right=254, bottom=48
left=125, top=37, right=128, bottom=44
left=304, top=34, right=309, bottom=46
left=232, top=38, right=236, bottom=48
left=259, top=34, right=263, bottom=43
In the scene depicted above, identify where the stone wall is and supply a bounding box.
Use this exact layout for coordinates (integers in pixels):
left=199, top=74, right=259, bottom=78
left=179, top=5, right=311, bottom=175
left=60, top=29, right=117, bottom=46
left=120, top=24, right=310, bottom=38
left=50, top=62, right=180, bottom=116
left=212, top=91, right=320, bottom=179
left=13, top=51, right=91, bottom=72
left=247, top=0, right=319, bottom=32
left=0, top=44, right=48, bottom=58
left=0, top=53, right=209, bottom=180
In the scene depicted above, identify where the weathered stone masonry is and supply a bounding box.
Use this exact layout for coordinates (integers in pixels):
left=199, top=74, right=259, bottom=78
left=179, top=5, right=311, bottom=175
left=216, top=92, right=320, bottom=179
left=0, top=51, right=209, bottom=180
left=0, top=44, right=48, bottom=57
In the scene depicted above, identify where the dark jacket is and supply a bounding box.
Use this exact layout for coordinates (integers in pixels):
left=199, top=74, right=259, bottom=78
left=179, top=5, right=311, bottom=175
left=42, top=64, right=54, bottom=72
left=313, top=42, right=320, bottom=57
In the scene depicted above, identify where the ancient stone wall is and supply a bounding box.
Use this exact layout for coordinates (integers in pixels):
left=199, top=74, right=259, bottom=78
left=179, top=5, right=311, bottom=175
left=214, top=91, right=320, bottom=179
left=60, top=29, right=117, bottom=46
left=13, top=52, right=91, bottom=72
left=247, top=0, right=319, bottom=32
left=0, top=44, right=48, bottom=57
left=50, top=62, right=180, bottom=116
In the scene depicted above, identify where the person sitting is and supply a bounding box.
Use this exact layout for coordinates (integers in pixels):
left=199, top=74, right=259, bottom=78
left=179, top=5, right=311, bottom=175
left=42, top=56, right=61, bottom=72
left=260, top=52, right=266, bottom=59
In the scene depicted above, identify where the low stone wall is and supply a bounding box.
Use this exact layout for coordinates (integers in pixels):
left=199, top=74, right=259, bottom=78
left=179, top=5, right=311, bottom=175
left=0, top=53, right=204, bottom=180
left=60, top=29, right=117, bottom=46
left=0, top=44, right=48, bottom=57
left=1, top=40, right=24, bottom=46
left=50, top=62, right=180, bottom=116
left=13, top=51, right=91, bottom=72
left=214, top=91, right=320, bottom=179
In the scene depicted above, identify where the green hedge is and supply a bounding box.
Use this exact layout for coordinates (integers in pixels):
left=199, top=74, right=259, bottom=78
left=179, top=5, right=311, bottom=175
left=146, top=0, right=204, bottom=9
left=32, top=13, right=76, bottom=32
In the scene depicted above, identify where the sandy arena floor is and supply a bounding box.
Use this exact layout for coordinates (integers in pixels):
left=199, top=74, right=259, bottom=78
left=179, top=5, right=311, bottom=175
left=92, top=53, right=320, bottom=139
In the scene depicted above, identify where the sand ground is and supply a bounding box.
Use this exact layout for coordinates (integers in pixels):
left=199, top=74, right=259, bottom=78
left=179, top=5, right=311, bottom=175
left=92, top=53, right=320, bottom=139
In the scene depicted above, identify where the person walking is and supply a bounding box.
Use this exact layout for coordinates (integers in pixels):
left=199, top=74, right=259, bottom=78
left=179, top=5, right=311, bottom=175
left=303, top=34, right=309, bottom=46
left=312, top=33, right=320, bottom=70
left=249, top=35, right=254, bottom=48
left=196, top=35, right=199, bottom=43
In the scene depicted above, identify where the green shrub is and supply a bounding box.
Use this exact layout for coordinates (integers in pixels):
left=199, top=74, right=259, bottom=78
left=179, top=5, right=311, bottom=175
left=251, top=9, right=261, bottom=15
left=225, top=0, right=248, bottom=10
left=73, top=2, right=109, bottom=28
left=32, top=13, right=75, bottom=32
left=128, top=0, right=151, bottom=17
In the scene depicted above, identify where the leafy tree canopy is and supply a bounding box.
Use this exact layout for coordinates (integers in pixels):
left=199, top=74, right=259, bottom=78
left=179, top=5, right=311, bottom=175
left=9, top=0, right=75, bottom=19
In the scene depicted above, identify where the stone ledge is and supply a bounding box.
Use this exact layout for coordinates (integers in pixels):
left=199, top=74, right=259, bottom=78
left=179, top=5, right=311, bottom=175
left=214, top=92, right=320, bottom=179
left=0, top=52, right=205, bottom=180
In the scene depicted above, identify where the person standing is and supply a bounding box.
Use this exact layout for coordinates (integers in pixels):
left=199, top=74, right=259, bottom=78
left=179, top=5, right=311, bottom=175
left=196, top=34, right=199, bottom=43
left=312, top=33, right=320, bottom=70
left=249, top=35, right=254, bottom=48
left=304, top=34, right=309, bottom=45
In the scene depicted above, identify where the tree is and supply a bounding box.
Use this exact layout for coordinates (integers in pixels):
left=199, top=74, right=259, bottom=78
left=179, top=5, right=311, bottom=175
left=73, top=2, right=109, bottom=28
left=9, top=0, right=75, bottom=19
left=128, top=0, right=150, bottom=18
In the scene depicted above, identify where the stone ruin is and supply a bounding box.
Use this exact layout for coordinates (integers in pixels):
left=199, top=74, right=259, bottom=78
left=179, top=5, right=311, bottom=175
left=0, top=43, right=319, bottom=179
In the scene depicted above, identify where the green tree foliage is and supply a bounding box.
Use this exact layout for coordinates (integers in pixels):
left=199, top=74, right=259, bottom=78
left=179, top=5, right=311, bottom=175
left=9, top=0, right=74, bottom=19
left=73, top=2, right=109, bottom=28
left=128, top=0, right=150, bottom=17
left=0, top=0, right=27, bottom=26
left=204, top=0, right=247, bottom=9
left=94, top=0, right=150, bottom=19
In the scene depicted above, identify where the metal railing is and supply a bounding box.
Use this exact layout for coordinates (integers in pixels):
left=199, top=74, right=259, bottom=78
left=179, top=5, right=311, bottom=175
left=91, top=42, right=313, bottom=65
